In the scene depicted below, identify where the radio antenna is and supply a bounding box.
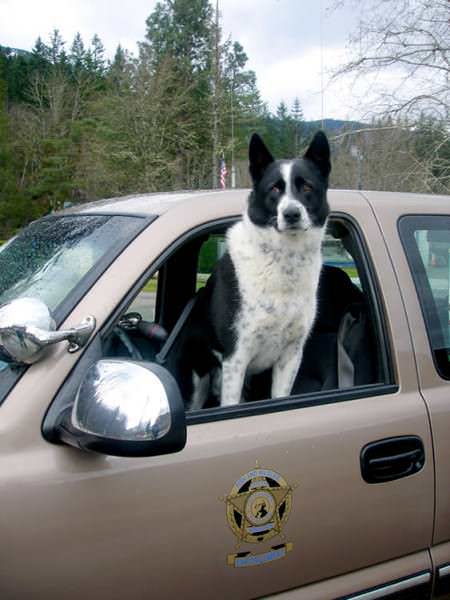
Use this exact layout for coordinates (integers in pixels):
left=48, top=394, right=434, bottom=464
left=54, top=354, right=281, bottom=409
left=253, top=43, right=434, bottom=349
left=320, top=0, right=325, bottom=129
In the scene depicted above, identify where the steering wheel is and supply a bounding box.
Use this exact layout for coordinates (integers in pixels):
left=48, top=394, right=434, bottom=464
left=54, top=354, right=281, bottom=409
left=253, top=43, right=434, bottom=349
left=112, top=312, right=168, bottom=360
left=112, top=326, right=143, bottom=360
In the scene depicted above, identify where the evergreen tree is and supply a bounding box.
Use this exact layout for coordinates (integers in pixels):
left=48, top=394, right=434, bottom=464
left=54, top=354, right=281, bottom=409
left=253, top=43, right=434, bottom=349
left=0, top=63, right=34, bottom=237
left=220, top=39, right=265, bottom=164
left=0, top=46, right=33, bottom=105
left=274, top=101, right=296, bottom=157
left=86, top=34, right=107, bottom=80
left=142, top=0, right=215, bottom=186
left=144, top=0, right=213, bottom=73
left=291, top=97, right=304, bottom=155
left=31, top=36, right=51, bottom=74
left=48, top=29, right=67, bottom=67
left=108, top=45, right=130, bottom=92
left=70, top=33, right=86, bottom=75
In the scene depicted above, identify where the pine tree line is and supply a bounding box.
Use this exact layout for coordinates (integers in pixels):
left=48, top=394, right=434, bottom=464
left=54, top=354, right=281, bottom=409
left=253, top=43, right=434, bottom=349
left=0, top=1, right=310, bottom=237
left=0, top=0, right=448, bottom=238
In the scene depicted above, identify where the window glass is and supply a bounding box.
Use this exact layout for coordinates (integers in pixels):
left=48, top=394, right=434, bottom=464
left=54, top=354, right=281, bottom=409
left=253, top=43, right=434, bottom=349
left=197, top=234, right=226, bottom=290
left=128, top=272, right=159, bottom=322
left=400, top=216, right=450, bottom=378
left=197, top=233, right=363, bottom=290
left=323, top=234, right=361, bottom=289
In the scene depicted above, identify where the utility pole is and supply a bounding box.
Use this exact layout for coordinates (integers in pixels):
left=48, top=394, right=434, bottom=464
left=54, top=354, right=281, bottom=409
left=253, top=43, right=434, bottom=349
left=230, top=68, right=236, bottom=188
left=320, top=0, right=325, bottom=130
left=211, top=0, right=220, bottom=189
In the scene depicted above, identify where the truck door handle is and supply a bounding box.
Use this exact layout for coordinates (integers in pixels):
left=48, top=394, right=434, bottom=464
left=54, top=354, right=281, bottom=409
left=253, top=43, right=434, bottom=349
left=360, top=436, right=425, bottom=483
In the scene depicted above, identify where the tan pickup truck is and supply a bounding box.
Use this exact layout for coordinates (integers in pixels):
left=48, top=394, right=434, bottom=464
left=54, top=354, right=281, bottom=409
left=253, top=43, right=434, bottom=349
left=0, top=189, right=449, bottom=600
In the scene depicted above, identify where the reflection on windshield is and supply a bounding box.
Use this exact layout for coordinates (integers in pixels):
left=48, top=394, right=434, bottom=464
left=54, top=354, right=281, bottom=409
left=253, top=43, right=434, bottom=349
left=0, top=215, right=141, bottom=313
left=1, top=241, right=97, bottom=310
left=0, top=213, right=145, bottom=401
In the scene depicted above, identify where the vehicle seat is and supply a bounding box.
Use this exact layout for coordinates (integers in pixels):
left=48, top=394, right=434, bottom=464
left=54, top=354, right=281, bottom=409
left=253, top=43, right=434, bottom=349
left=292, top=265, right=378, bottom=394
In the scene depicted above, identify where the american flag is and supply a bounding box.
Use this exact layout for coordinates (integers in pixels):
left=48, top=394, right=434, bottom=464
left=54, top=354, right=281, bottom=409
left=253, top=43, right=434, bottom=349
left=219, top=156, right=227, bottom=189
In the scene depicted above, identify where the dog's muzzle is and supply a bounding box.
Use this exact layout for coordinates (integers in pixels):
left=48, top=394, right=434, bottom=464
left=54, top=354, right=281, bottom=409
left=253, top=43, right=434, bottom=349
left=277, top=198, right=311, bottom=232
left=282, top=206, right=301, bottom=226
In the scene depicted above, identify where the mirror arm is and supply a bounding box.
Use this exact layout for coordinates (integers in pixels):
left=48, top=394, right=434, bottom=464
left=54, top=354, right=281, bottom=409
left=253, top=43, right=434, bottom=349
left=52, top=407, right=83, bottom=450
left=27, top=316, right=96, bottom=353
left=52, top=406, right=110, bottom=454
left=0, top=298, right=96, bottom=364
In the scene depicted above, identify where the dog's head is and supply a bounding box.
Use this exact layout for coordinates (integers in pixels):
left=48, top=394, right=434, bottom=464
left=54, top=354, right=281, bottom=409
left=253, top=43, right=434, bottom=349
left=247, top=132, right=331, bottom=233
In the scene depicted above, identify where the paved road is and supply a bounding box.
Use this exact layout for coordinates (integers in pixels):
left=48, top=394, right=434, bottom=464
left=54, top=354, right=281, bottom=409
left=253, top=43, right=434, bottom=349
left=127, top=292, right=156, bottom=322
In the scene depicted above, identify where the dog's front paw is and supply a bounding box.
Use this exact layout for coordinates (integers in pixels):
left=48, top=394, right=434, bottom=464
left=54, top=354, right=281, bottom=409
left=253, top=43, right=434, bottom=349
left=220, top=394, right=241, bottom=408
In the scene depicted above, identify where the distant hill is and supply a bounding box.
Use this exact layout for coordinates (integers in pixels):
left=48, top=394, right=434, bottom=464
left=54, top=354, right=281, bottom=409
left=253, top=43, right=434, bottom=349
left=0, top=45, right=32, bottom=58
left=304, top=119, right=367, bottom=134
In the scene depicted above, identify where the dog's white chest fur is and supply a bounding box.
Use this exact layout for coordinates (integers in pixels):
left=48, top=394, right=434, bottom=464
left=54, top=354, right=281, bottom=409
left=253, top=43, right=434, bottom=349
left=226, top=214, right=323, bottom=379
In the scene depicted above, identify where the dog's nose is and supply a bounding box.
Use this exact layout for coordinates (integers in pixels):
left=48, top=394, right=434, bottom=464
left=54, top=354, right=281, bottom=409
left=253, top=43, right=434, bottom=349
left=283, top=206, right=301, bottom=224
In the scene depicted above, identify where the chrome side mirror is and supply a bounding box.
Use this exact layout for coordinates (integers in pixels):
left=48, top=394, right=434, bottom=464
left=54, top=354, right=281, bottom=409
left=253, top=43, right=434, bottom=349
left=0, top=297, right=95, bottom=365
left=54, top=359, right=186, bottom=457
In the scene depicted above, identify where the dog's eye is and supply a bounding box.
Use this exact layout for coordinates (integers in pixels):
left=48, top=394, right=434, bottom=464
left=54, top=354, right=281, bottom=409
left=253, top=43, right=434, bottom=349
left=294, top=177, right=312, bottom=193
left=271, top=180, right=284, bottom=194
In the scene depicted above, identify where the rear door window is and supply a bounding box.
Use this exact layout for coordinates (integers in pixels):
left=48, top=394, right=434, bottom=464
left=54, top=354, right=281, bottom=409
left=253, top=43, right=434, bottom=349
left=399, top=215, right=450, bottom=378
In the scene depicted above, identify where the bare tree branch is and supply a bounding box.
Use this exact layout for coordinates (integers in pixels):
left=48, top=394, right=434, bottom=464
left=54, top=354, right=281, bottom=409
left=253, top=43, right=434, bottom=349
left=331, top=0, right=450, bottom=121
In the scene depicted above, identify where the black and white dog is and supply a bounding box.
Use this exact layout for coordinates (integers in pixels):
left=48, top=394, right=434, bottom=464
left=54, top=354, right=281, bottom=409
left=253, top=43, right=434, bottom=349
left=172, top=131, right=331, bottom=410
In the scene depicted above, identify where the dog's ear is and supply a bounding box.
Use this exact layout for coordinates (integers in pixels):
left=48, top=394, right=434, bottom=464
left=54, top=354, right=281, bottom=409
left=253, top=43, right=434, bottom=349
left=304, top=131, right=331, bottom=178
left=249, top=133, right=274, bottom=182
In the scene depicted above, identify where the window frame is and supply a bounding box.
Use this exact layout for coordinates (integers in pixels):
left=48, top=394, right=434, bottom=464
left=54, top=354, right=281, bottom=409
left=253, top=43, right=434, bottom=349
left=398, top=214, right=450, bottom=380
left=99, top=211, right=396, bottom=424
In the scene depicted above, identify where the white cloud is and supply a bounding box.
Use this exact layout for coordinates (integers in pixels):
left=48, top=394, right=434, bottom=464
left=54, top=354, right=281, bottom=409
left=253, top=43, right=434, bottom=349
left=0, top=0, right=153, bottom=55
left=254, top=45, right=351, bottom=120
left=0, top=0, right=400, bottom=121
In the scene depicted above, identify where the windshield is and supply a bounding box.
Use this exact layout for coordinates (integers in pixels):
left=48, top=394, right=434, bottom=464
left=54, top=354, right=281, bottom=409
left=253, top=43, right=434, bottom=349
left=0, top=213, right=147, bottom=389
left=0, top=215, right=143, bottom=310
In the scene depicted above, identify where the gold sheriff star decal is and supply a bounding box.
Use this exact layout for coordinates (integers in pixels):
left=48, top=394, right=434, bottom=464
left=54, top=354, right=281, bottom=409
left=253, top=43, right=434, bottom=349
left=224, top=467, right=294, bottom=548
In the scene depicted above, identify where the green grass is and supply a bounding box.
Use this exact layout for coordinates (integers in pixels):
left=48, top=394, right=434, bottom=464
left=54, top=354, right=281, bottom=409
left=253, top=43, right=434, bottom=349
left=143, top=279, right=158, bottom=293
left=143, top=268, right=358, bottom=294
left=342, top=266, right=358, bottom=279
left=143, top=273, right=209, bottom=294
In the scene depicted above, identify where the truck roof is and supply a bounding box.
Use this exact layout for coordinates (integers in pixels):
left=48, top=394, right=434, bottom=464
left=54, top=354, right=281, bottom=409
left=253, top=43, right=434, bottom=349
left=59, top=188, right=450, bottom=218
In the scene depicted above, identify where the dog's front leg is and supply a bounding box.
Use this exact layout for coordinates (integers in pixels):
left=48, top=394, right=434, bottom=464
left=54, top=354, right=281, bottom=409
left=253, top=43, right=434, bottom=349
left=272, top=342, right=304, bottom=399
left=221, top=355, right=247, bottom=407
left=189, top=371, right=211, bottom=411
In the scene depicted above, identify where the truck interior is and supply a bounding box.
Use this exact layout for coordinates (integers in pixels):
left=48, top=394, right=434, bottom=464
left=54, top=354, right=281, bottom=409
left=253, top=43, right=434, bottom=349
left=103, top=216, right=386, bottom=409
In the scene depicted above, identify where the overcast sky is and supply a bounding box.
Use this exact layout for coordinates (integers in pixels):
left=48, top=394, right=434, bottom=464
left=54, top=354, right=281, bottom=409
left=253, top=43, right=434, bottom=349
left=0, top=0, right=372, bottom=121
